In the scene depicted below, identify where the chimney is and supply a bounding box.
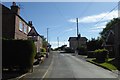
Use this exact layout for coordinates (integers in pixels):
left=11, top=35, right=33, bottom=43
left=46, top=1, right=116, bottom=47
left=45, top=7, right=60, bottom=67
left=11, top=2, right=20, bottom=15
left=28, top=21, right=33, bottom=26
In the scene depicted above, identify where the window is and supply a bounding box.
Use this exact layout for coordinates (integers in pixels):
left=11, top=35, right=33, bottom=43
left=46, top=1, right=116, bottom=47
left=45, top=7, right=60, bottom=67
left=19, top=20, right=23, bottom=31
left=28, top=26, right=31, bottom=32
left=24, top=25, right=27, bottom=34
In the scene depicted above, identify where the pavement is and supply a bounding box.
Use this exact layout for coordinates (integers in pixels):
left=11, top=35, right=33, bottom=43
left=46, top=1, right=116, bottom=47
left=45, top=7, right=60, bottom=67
left=18, top=52, right=53, bottom=80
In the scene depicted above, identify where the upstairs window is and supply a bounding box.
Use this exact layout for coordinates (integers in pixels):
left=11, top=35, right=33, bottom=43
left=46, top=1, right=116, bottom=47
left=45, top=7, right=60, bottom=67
left=28, top=26, right=31, bottom=33
left=24, top=25, right=27, bottom=34
left=19, top=20, right=23, bottom=31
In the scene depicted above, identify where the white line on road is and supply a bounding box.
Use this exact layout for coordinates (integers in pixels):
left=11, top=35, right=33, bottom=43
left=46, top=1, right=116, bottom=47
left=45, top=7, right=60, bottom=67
left=16, top=73, right=28, bottom=79
left=41, top=54, right=54, bottom=80
left=60, top=54, right=65, bottom=56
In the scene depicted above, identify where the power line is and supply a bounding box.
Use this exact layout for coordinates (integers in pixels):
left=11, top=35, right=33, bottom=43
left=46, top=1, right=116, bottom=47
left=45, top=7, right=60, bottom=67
left=48, top=3, right=93, bottom=40
left=95, top=4, right=118, bottom=26
left=78, top=2, right=93, bottom=18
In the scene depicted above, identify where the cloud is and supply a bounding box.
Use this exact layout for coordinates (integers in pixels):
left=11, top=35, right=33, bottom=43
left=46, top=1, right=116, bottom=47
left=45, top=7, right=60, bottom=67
left=89, top=21, right=107, bottom=32
left=65, top=27, right=76, bottom=32
left=89, top=29, right=103, bottom=32
left=91, top=26, right=106, bottom=29
left=95, top=21, right=108, bottom=26
left=68, top=10, right=118, bottom=23
left=50, top=41, right=69, bottom=49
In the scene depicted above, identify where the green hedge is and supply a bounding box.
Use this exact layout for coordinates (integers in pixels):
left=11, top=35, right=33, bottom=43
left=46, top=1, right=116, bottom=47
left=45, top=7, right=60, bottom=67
left=40, top=48, right=46, bottom=55
left=2, top=40, right=36, bottom=72
left=77, top=46, right=87, bottom=55
left=87, top=51, right=95, bottom=58
left=64, top=47, right=75, bottom=53
left=94, top=49, right=108, bottom=63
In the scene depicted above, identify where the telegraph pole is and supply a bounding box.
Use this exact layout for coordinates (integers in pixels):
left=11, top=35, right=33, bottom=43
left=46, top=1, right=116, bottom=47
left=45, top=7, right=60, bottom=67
left=76, top=18, right=79, bottom=36
left=57, top=37, right=59, bottom=48
left=47, top=28, right=49, bottom=43
left=76, top=18, right=79, bottom=52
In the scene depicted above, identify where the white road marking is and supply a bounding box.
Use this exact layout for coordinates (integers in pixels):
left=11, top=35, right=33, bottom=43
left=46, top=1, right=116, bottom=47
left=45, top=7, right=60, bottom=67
left=60, top=54, right=65, bottom=56
left=17, top=73, right=28, bottom=79
left=41, top=55, right=54, bottom=80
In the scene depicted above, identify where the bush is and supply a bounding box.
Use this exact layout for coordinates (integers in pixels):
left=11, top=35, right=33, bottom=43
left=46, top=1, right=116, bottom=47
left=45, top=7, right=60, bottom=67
left=2, top=40, right=36, bottom=72
left=94, top=49, right=108, bottom=63
left=41, top=48, right=46, bottom=52
left=40, top=48, right=47, bottom=56
left=87, top=51, right=95, bottom=58
left=64, top=47, right=75, bottom=53
left=77, top=46, right=87, bottom=55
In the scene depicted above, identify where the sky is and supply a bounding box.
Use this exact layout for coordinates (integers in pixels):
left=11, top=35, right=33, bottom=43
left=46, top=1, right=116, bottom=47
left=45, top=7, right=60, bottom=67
left=2, top=2, right=118, bottom=48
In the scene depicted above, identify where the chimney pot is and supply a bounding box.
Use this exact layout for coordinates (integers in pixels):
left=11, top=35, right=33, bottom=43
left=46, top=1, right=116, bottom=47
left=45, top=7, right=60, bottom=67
left=11, top=2, right=20, bottom=15
left=28, top=21, right=33, bottom=26
left=12, top=2, right=16, bottom=6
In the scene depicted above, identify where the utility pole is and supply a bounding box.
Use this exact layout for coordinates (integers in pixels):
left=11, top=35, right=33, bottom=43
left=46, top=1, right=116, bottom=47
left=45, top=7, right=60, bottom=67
left=47, top=28, right=49, bottom=53
left=47, top=28, right=49, bottom=43
left=76, top=18, right=79, bottom=37
left=57, top=37, right=59, bottom=48
left=76, top=18, right=79, bottom=52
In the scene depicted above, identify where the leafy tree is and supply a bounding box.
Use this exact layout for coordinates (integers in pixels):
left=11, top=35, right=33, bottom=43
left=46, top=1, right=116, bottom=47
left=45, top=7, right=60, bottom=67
left=87, top=37, right=103, bottom=51
left=41, top=36, right=48, bottom=48
left=100, top=18, right=120, bottom=40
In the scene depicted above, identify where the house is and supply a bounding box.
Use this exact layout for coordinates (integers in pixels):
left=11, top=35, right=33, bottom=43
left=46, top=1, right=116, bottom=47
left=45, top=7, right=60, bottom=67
left=103, top=29, right=115, bottom=57
left=2, top=2, right=31, bottom=39
left=113, top=22, right=120, bottom=69
left=27, top=21, right=43, bottom=53
left=2, top=2, right=43, bottom=53
left=103, top=21, right=120, bottom=69
left=68, top=34, right=87, bottom=50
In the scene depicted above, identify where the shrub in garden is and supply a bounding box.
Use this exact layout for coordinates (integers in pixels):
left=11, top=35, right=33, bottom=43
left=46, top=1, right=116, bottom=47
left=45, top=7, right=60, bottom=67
left=64, top=47, right=75, bottom=53
left=2, top=39, right=36, bottom=72
left=94, top=49, right=108, bottom=63
left=77, top=46, right=87, bottom=55
left=40, top=48, right=47, bottom=56
left=87, top=51, right=95, bottom=58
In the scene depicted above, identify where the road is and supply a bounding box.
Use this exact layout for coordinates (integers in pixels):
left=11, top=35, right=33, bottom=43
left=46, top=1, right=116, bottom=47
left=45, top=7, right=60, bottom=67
left=21, top=51, right=118, bottom=80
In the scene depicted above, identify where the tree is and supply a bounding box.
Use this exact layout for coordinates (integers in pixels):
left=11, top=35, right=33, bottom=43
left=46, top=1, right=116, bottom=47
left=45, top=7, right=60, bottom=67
left=41, top=36, right=48, bottom=48
left=100, top=18, right=120, bottom=40
left=87, top=37, right=103, bottom=51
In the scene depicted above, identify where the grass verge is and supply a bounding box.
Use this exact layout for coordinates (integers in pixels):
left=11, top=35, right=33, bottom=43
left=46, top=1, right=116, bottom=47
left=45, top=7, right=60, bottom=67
left=87, top=58, right=117, bottom=71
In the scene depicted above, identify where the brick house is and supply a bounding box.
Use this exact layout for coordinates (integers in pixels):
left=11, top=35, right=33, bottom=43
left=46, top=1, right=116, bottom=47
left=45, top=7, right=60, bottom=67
left=68, top=35, right=87, bottom=50
left=2, top=2, right=43, bottom=53
left=27, top=21, right=43, bottom=53
left=114, top=22, right=120, bottom=69
left=2, top=2, right=31, bottom=39
left=103, top=21, right=120, bottom=69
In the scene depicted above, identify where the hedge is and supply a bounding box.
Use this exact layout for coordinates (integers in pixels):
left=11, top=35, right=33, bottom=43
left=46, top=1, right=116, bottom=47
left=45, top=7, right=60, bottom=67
left=94, top=49, right=108, bottom=63
left=2, top=40, right=36, bottom=72
left=40, top=48, right=47, bottom=55
left=87, top=51, right=95, bottom=58
left=64, top=47, right=75, bottom=53
left=77, top=46, right=87, bottom=55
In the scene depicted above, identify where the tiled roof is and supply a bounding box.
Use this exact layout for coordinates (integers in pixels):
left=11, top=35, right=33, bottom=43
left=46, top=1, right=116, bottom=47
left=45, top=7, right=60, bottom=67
left=27, top=26, right=39, bottom=36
